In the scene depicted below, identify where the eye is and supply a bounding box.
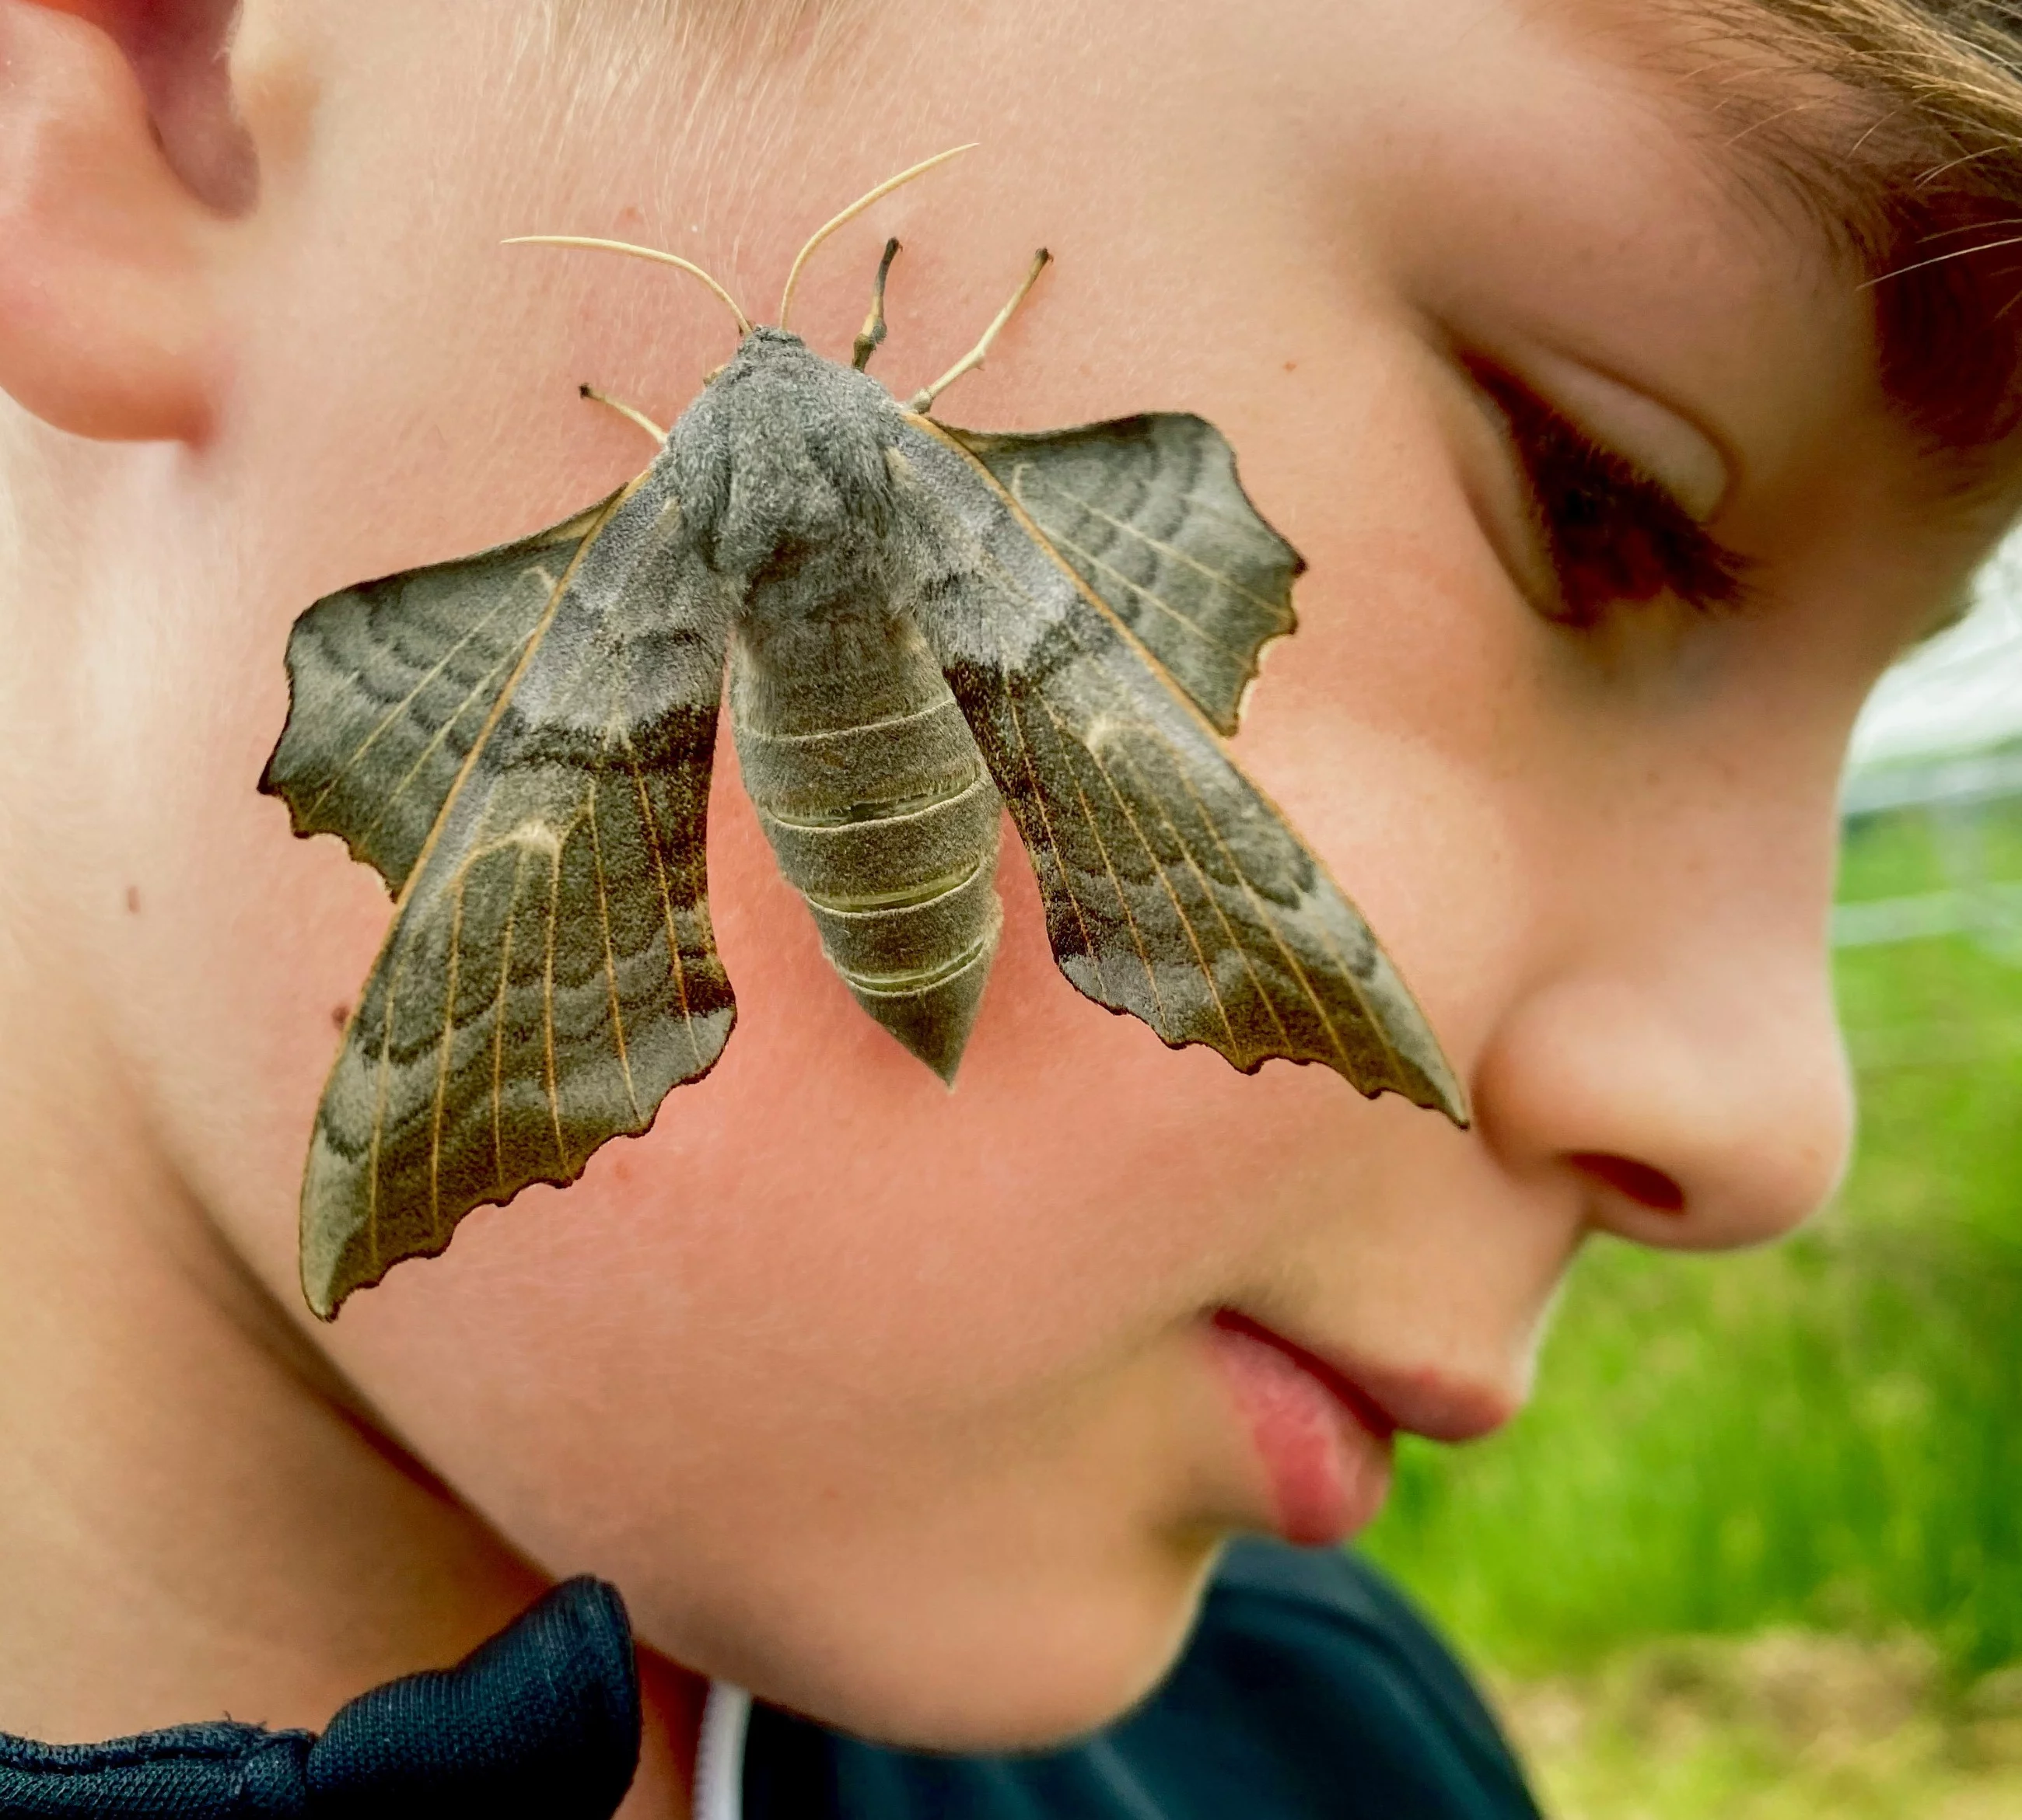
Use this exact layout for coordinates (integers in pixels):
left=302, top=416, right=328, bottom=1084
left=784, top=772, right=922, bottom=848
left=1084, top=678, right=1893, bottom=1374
left=1471, top=364, right=1751, bottom=628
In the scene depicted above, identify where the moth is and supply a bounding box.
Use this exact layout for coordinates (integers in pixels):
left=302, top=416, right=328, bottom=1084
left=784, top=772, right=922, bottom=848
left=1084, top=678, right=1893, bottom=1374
left=263, top=149, right=1468, bottom=1320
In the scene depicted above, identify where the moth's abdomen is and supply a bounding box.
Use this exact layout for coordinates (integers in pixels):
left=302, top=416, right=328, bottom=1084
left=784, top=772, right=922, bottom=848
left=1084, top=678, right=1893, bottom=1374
left=729, top=626, right=1002, bottom=1083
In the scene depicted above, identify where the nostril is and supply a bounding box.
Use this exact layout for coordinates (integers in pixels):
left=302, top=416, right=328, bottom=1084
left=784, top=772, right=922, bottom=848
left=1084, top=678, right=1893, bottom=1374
left=1570, top=1152, right=1687, bottom=1213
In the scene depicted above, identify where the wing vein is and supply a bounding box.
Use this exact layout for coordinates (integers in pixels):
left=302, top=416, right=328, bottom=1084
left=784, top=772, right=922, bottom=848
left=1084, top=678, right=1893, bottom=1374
left=1010, top=468, right=1288, bottom=612
left=1012, top=690, right=1142, bottom=1012
left=1136, top=712, right=1391, bottom=1074
left=620, top=732, right=706, bottom=1073
left=491, top=845, right=526, bottom=1192
left=1185, top=771, right=1400, bottom=1073
left=302, top=581, right=548, bottom=817
left=1041, top=691, right=1246, bottom=1052
left=1112, top=726, right=1302, bottom=1057
left=586, top=734, right=642, bottom=1123
left=345, top=635, right=533, bottom=855
left=542, top=830, right=568, bottom=1170
left=979, top=599, right=1112, bottom=1003
left=430, top=880, right=467, bottom=1239
left=1031, top=522, right=1258, bottom=661
left=365, top=939, right=415, bottom=1271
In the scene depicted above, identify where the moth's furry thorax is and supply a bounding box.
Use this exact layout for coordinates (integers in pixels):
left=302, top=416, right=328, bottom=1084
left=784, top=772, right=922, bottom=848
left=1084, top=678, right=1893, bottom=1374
left=671, top=326, right=904, bottom=585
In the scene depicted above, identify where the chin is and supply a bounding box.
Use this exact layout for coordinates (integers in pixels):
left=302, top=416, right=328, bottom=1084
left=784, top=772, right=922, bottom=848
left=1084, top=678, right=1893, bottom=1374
left=683, top=1531, right=1225, bottom=1753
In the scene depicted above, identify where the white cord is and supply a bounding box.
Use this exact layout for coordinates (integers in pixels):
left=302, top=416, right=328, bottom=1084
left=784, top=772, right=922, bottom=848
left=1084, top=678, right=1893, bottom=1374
left=693, top=1681, right=752, bottom=1820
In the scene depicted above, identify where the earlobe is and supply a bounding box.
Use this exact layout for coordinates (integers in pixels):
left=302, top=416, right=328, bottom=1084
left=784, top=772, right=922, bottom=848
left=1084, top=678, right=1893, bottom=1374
left=0, top=0, right=233, bottom=442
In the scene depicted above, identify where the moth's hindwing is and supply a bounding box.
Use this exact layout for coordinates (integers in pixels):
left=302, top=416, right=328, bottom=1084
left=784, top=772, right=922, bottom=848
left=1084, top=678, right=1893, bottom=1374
left=899, top=415, right=1468, bottom=1124
left=266, top=474, right=740, bottom=1318
left=261, top=491, right=625, bottom=894
left=943, top=415, right=1302, bottom=736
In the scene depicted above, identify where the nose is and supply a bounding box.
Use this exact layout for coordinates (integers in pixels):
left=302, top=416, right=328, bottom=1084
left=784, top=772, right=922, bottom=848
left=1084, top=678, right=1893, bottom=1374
left=1471, top=943, right=1854, bottom=1253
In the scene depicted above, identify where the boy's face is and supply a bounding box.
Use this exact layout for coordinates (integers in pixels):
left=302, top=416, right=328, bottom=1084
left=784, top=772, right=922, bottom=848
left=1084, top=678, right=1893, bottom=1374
left=59, top=0, right=1994, bottom=1748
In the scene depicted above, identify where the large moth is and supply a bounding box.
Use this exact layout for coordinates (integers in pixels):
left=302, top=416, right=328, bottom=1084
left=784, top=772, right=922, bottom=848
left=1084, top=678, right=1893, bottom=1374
left=263, top=151, right=1468, bottom=1320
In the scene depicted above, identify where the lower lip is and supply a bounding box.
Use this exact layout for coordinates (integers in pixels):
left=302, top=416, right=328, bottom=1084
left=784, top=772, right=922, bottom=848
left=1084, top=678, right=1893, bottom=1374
left=1205, top=1315, right=1395, bottom=1547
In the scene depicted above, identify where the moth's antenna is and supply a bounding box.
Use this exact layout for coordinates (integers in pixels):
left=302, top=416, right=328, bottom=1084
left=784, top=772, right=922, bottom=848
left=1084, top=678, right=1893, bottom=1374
left=504, top=236, right=754, bottom=337
left=908, top=248, right=1051, bottom=415
left=777, top=144, right=978, bottom=331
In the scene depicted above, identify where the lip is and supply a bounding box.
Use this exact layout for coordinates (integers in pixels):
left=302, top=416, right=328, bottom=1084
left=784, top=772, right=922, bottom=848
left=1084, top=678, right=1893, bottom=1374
left=1205, top=1311, right=1516, bottom=1547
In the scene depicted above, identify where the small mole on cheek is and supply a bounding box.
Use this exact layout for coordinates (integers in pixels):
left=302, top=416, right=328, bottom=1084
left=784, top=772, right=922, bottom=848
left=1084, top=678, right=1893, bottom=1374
left=331, top=1004, right=351, bottom=1032
left=124, top=886, right=141, bottom=915
left=1283, top=360, right=1297, bottom=373
left=617, top=205, right=644, bottom=227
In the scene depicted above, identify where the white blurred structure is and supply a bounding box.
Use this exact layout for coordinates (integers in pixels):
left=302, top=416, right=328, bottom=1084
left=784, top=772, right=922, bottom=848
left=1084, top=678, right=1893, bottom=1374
left=1838, top=536, right=2022, bottom=954
left=1849, top=538, right=2022, bottom=772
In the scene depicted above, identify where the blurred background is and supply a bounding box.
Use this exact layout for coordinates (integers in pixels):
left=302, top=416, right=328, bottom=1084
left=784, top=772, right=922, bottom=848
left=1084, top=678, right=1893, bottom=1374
left=1361, top=544, right=2022, bottom=1818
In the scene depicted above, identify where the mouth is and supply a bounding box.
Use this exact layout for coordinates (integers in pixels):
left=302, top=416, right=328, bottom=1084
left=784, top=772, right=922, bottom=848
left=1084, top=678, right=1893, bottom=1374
left=1203, top=1310, right=1515, bottom=1548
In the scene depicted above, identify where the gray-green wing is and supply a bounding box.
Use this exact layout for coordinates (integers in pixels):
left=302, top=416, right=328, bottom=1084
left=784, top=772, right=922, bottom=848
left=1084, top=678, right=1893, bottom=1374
left=898, top=416, right=1465, bottom=1121
left=264, top=472, right=739, bottom=1318
left=261, top=491, right=624, bottom=894
left=943, top=415, right=1300, bottom=735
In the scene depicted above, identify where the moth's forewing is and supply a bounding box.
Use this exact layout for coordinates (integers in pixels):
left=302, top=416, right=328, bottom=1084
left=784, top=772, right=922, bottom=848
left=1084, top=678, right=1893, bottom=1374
left=895, top=414, right=1468, bottom=1125
left=943, top=416, right=1302, bottom=736
left=268, top=471, right=740, bottom=1318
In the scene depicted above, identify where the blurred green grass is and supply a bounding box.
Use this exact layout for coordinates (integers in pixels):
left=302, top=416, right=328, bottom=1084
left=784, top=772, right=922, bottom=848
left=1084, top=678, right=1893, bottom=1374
left=1359, top=793, right=2022, bottom=1800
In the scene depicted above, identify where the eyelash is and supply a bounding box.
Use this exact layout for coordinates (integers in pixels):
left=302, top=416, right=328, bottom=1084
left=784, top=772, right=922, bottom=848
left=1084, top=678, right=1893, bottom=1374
left=1471, top=366, right=1752, bottom=627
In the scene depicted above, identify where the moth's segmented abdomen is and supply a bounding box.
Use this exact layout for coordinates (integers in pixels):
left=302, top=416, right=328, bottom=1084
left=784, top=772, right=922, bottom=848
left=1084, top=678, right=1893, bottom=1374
left=729, top=629, right=1002, bottom=1083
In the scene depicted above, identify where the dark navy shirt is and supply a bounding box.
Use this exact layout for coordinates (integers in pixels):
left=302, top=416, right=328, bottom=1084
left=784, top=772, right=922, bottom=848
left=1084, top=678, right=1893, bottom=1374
left=0, top=1541, right=1540, bottom=1818
left=743, top=1540, right=1540, bottom=1819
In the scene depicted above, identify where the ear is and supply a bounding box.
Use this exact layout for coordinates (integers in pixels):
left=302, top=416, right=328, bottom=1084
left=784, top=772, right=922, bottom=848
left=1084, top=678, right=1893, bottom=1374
left=0, top=0, right=253, bottom=443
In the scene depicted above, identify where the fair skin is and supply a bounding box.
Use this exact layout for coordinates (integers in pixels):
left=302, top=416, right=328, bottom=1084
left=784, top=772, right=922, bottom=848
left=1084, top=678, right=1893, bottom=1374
left=0, top=0, right=2006, bottom=1811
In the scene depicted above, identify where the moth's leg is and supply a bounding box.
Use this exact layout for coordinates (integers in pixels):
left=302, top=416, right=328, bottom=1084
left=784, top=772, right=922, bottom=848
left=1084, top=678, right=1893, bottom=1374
left=852, top=237, right=902, bottom=372
left=859, top=236, right=903, bottom=366
left=907, top=248, right=1051, bottom=415
left=577, top=383, right=667, bottom=444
